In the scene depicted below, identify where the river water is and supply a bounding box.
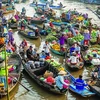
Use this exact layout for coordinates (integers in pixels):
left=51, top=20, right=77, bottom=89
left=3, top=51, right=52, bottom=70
left=2, top=0, right=100, bottom=100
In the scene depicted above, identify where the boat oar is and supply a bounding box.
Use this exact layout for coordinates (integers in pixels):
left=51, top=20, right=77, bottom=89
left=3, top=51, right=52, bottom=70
left=8, top=74, right=30, bottom=91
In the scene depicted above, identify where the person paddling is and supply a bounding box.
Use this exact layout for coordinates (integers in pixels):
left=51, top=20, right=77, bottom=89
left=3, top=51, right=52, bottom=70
left=74, top=75, right=87, bottom=91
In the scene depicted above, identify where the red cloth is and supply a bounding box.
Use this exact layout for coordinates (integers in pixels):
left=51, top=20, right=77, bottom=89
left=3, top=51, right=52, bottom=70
left=49, top=22, right=54, bottom=28
left=45, top=56, right=51, bottom=60
left=84, top=40, right=89, bottom=46
left=11, top=47, right=15, bottom=52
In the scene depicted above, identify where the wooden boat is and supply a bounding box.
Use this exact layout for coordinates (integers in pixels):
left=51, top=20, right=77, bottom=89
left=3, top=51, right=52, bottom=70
left=21, top=59, right=68, bottom=94
left=96, top=7, right=100, bottom=15
left=0, top=53, right=22, bottom=98
left=2, top=0, right=19, bottom=3
left=50, top=47, right=65, bottom=56
left=81, top=51, right=92, bottom=66
left=86, top=7, right=100, bottom=19
left=26, top=16, right=47, bottom=24
left=65, top=53, right=84, bottom=71
left=18, top=29, right=39, bottom=39
left=88, top=79, right=100, bottom=97
left=30, top=3, right=66, bottom=10
left=68, top=73, right=95, bottom=97
left=1, top=5, right=15, bottom=15
left=8, top=22, right=18, bottom=29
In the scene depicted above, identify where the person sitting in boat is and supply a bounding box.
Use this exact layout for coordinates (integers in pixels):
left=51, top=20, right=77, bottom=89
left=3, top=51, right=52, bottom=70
left=40, top=15, right=45, bottom=20
left=49, top=21, right=54, bottom=28
left=83, top=29, right=91, bottom=46
left=20, top=19, right=26, bottom=30
left=66, top=10, right=71, bottom=22
left=32, top=48, right=37, bottom=56
left=14, top=12, right=20, bottom=21
left=6, top=41, right=15, bottom=53
left=43, top=41, right=50, bottom=56
left=11, top=0, right=15, bottom=9
left=68, top=25, right=77, bottom=36
left=26, top=46, right=34, bottom=60
left=21, top=7, right=26, bottom=15
left=69, top=44, right=75, bottom=56
left=8, top=28, right=14, bottom=45
left=40, top=50, right=46, bottom=59
left=68, top=52, right=79, bottom=65
left=91, top=65, right=100, bottom=80
left=74, top=42, right=81, bottom=54
left=74, top=75, right=87, bottom=90
left=59, top=32, right=67, bottom=52
left=0, top=22, right=4, bottom=37
left=1, top=16, right=7, bottom=25
left=20, top=39, right=28, bottom=48
left=33, top=53, right=40, bottom=61
left=59, top=2, right=63, bottom=7
left=55, top=70, right=69, bottom=92
left=19, top=39, right=28, bottom=55
left=34, top=28, right=39, bottom=36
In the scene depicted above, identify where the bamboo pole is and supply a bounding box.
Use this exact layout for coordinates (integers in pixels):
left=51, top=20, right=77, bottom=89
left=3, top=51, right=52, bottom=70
left=4, top=45, right=10, bottom=100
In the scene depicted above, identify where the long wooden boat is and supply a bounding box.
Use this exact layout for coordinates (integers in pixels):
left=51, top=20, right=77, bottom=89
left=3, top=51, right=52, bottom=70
left=26, top=16, right=47, bottom=24
left=86, top=7, right=100, bottom=19
left=30, top=3, right=66, bottom=10
left=21, top=59, right=68, bottom=94
left=0, top=53, right=22, bottom=98
left=18, top=29, right=39, bottom=39
left=8, top=22, right=18, bottom=29
left=50, top=47, right=65, bottom=56
left=89, top=80, right=100, bottom=97
left=68, top=73, right=95, bottom=97
left=65, top=53, right=84, bottom=71
left=1, top=5, right=15, bottom=15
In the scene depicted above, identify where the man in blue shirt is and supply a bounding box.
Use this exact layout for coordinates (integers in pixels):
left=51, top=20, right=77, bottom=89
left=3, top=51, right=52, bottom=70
left=75, top=75, right=87, bottom=90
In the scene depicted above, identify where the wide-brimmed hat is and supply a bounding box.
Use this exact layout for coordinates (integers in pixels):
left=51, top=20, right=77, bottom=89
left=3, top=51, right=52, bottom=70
left=58, top=70, right=67, bottom=75
left=62, top=32, right=66, bottom=35
left=8, top=28, right=12, bottom=30
left=84, top=29, right=89, bottom=33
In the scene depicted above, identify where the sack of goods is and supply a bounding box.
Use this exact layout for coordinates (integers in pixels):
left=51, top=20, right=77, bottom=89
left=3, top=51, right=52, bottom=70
left=28, top=32, right=35, bottom=36
left=43, top=70, right=53, bottom=78
left=91, top=59, right=100, bottom=65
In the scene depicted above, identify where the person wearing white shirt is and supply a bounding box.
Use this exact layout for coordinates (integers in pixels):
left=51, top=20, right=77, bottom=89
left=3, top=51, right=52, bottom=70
left=69, top=52, right=79, bottom=65
left=43, top=41, right=50, bottom=56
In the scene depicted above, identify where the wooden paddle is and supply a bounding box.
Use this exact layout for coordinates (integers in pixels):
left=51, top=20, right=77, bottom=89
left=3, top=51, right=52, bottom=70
left=9, top=74, right=30, bottom=91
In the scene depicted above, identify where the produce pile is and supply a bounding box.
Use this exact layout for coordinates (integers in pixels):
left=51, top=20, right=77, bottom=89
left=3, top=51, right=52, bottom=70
left=0, top=51, right=12, bottom=59
left=51, top=43, right=60, bottom=51
left=46, top=35, right=58, bottom=42
left=67, top=34, right=84, bottom=45
left=46, top=59, right=65, bottom=72
left=90, top=30, right=97, bottom=43
left=84, top=49, right=100, bottom=60
left=0, top=38, right=5, bottom=45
